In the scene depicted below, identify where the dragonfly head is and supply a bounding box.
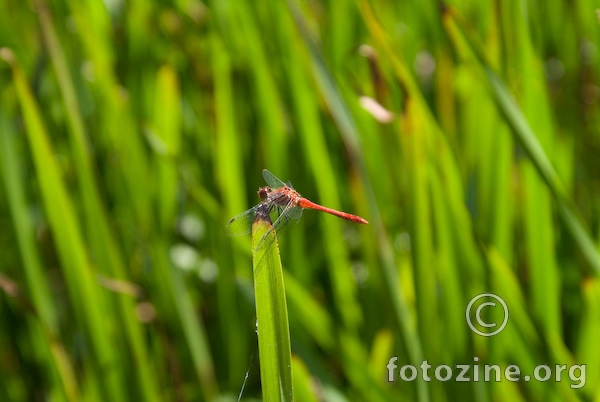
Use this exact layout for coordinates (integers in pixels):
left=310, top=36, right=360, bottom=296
left=257, top=186, right=271, bottom=201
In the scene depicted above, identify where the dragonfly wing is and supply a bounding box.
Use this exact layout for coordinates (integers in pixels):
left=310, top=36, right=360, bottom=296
left=254, top=203, right=302, bottom=251
left=283, top=205, right=302, bottom=220
left=262, top=169, right=288, bottom=189
left=226, top=205, right=261, bottom=236
left=270, top=204, right=302, bottom=237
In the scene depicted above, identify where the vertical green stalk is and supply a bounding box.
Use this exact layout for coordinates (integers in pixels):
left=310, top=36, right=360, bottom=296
left=212, top=33, right=249, bottom=385
left=280, top=3, right=362, bottom=333
left=34, top=2, right=161, bottom=399
left=0, top=112, right=79, bottom=402
left=444, top=8, right=600, bottom=276
left=152, top=65, right=219, bottom=401
left=400, top=101, right=440, bottom=402
left=290, top=2, right=429, bottom=401
left=231, top=2, right=287, bottom=175
left=4, top=52, right=126, bottom=402
left=252, top=208, right=293, bottom=402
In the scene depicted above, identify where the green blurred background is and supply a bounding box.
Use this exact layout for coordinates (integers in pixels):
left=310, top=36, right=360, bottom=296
left=1, top=0, right=599, bottom=401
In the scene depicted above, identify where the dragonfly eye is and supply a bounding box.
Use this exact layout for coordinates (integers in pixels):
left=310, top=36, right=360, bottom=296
left=257, top=186, right=271, bottom=201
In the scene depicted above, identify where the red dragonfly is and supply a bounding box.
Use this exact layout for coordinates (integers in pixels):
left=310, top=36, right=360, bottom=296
left=227, top=169, right=368, bottom=248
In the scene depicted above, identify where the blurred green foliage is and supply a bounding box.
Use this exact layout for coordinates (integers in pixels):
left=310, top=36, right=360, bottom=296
left=1, top=0, right=599, bottom=401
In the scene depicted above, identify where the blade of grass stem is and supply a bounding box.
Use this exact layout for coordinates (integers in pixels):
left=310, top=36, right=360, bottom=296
left=286, top=4, right=429, bottom=402
left=443, top=9, right=600, bottom=275
left=279, top=3, right=362, bottom=332
left=4, top=51, right=127, bottom=402
left=212, top=33, right=249, bottom=384
left=34, top=3, right=163, bottom=399
left=0, top=113, right=79, bottom=402
left=252, top=210, right=293, bottom=402
left=291, top=356, right=319, bottom=402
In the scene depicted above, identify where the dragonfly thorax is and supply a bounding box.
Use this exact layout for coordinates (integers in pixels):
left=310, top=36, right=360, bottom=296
left=262, top=185, right=300, bottom=207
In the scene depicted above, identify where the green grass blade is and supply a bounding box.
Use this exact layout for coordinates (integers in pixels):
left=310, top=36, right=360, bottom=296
left=576, top=279, right=600, bottom=398
left=34, top=4, right=163, bottom=399
left=0, top=113, right=58, bottom=340
left=287, top=4, right=429, bottom=401
left=489, top=59, right=600, bottom=273
left=65, top=0, right=152, bottom=227
left=230, top=2, right=287, bottom=174
left=291, top=356, right=319, bottom=402
left=279, top=3, right=362, bottom=333
left=283, top=272, right=335, bottom=350
left=211, top=32, right=250, bottom=383
left=444, top=10, right=600, bottom=275
left=154, top=242, right=220, bottom=401
left=0, top=112, right=79, bottom=402
left=152, top=64, right=220, bottom=400
left=3, top=51, right=126, bottom=401
left=252, top=212, right=293, bottom=402
left=153, top=64, right=181, bottom=231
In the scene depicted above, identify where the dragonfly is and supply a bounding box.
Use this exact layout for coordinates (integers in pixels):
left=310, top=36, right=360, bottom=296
left=227, top=169, right=368, bottom=249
